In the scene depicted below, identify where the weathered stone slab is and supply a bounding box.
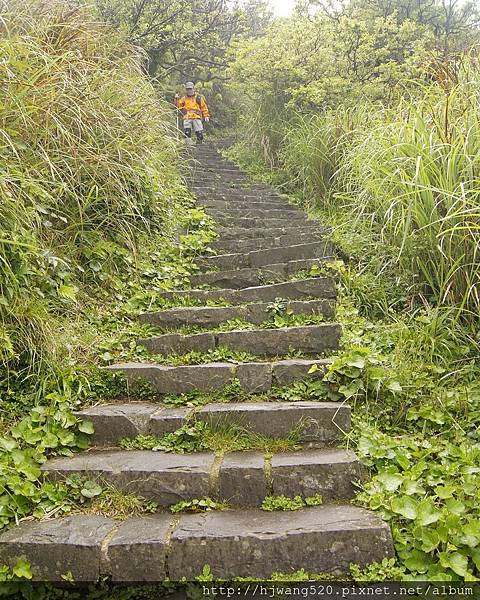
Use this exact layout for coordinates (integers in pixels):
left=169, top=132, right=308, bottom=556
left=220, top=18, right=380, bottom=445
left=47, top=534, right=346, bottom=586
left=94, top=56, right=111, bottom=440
left=140, top=299, right=334, bottom=330
left=140, top=324, right=340, bottom=358
left=189, top=259, right=332, bottom=289
left=272, top=358, right=330, bottom=386
left=148, top=406, right=192, bottom=437
left=106, top=515, right=172, bottom=582
left=167, top=505, right=394, bottom=579
left=212, top=232, right=326, bottom=254
left=156, top=278, right=336, bottom=305
left=138, top=331, right=215, bottom=355
left=236, top=362, right=273, bottom=392
left=107, top=358, right=332, bottom=395
left=206, top=207, right=305, bottom=221
left=215, top=324, right=341, bottom=356
left=74, top=403, right=159, bottom=446
left=42, top=450, right=215, bottom=505
left=218, top=452, right=267, bottom=505
left=140, top=305, right=242, bottom=328
left=211, top=216, right=313, bottom=230
left=0, top=515, right=114, bottom=581
left=271, top=449, right=363, bottom=500
left=196, top=401, right=350, bottom=444
left=106, top=362, right=235, bottom=393
left=216, top=224, right=322, bottom=241
left=203, top=199, right=296, bottom=211
left=200, top=241, right=331, bottom=271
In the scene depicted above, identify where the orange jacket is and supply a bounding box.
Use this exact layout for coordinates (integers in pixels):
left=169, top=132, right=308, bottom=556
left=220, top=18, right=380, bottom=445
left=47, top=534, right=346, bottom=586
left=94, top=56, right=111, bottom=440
left=176, top=94, right=210, bottom=120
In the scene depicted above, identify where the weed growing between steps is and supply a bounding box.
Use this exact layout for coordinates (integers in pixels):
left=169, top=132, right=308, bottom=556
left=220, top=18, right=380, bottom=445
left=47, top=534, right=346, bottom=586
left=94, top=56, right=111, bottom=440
left=261, top=494, right=323, bottom=511
left=225, top=151, right=480, bottom=579
left=153, top=310, right=326, bottom=337
left=120, top=419, right=302, bottom=454
left=170, top=498, right=230, bottom=513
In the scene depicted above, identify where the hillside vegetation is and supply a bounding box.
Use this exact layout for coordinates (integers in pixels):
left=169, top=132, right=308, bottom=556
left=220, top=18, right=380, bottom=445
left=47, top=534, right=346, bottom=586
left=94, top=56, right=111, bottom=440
left=225, top=0, right=480, bottom=581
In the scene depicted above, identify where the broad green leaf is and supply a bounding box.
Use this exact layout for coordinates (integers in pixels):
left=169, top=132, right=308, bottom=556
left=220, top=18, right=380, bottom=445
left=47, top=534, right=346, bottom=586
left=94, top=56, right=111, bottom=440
left=81, top=481, right=102, bottom=498
left=439, top=552, right=469, bottom=577
left=78, top=420, right=94, bottom=435
left=445, top=497, right=466, bottom=515
left=12, top=559, right=32, bottom=580
left=416, top=499, right=441, bottom=526
left=377, top=471, right=403, bottom=492
left=391, top=496, right=417, bottom=520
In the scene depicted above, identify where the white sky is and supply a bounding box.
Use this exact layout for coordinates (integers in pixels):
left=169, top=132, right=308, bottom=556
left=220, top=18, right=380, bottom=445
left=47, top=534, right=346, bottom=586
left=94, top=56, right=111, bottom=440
left=269, top=0, right=296, bottom=17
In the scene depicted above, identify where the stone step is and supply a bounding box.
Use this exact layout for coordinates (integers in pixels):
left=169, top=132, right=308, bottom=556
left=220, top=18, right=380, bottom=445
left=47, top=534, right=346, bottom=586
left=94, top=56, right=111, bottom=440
left=140, top=298, right=334, bottom=328
left=41, top=448, right=362, bottom=506
left=187, top=171, right=250, bottom=183
left=202, top=198, right=298, bottom=211
left=211, top=216, right=310, bottom=230
left=216, top=223, right=322, bottom=240
left=189, top=258, right=332, bottom=289
left=195, top=188, right=283, bottom=202
left=76, top=401, right=350, bottom=446
left=138, top=324, right=341, bottom=357
left=192, top=184, right=277, bottom=195
left=0, top=506, right=394, bottom=581
left=199, top=241, right=331, bottom=271
left=158, top=277, right=336, bottom=305
left=211, top=231, right=326, bottom=253
left=205, top=207, right=305, bottom=220
left=106, top=358, right=331, bottom=394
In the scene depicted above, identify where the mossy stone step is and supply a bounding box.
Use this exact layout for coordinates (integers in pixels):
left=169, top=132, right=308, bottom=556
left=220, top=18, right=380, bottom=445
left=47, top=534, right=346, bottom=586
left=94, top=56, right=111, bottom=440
left=138, top=324, right=341, bottom=357
left=216, top=224, right=322, bottom=240
left=106, top=358, right=331, bottom=394
left=158, top=277, right=336, bottom=304
left=199, top=241, right=332, bottom=271
left=210, top=215, right=309, bottom=231
left=42, top=448, right=362, bottom=506
left=0, top=506, right=394, bottom=582
left=76, top=401, right=350, bottom=446
left=189, top=259, right=332, bottom=289
left=202, top=198, right=295, bottom=210
left=211, top=231, right=327, bottom=253
left=140, top=298, right=334, bottom=328
left=194, top=188, right=284, bottom=202
left=205, top=207, right=306, bottom=221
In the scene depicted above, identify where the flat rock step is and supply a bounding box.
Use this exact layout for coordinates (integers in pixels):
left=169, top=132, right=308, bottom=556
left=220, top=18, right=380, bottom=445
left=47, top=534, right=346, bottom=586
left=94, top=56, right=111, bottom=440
left=211, top=216, right=311, bottom=231
left=195, top=189, right=284, bottom=201
left=140, top=298, right=335, bottom=328
left=207, top=209, right=308, bottom=223
left=189, top=259, right=331, bottom=289
left=199, top=241, right=331, bottom=271
left=0, top=506, right=394, bottom=581
left=216, top=224, right=321, bottom=240
left=139, top=324, right=341, bottom=358
left=42, top=448, right=362, bottom=506
left=202, top=198, right=295, bottom=210
left=159, top=277, right=336, bottom=304
left=77, top=401, right=349, bottom=446
left=192, top=184, right=279, bottom=195
left=212, top=231, right=326, bottom=253
left=106, top=358, right=331, bottom=394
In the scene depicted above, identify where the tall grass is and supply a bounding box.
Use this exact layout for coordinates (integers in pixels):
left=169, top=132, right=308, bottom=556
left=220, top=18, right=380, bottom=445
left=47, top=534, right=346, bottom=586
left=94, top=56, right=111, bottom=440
left=0, top=0, right=183, bottom=381
left=340, top=66, right=480, bottom=319
left=255, top=59, right=480, bottom=321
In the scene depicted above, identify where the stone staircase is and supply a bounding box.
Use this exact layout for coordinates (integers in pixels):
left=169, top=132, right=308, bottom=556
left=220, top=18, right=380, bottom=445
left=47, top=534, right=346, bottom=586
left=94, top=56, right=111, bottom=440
left=0, top=142, right=394, bottom=584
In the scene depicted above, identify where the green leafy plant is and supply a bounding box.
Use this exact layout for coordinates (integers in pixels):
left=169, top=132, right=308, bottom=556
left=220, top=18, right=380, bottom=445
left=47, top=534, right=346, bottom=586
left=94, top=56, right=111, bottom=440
left=261, top=494, right=323, bottom=512
left=170, top=498, right=229, bottom=513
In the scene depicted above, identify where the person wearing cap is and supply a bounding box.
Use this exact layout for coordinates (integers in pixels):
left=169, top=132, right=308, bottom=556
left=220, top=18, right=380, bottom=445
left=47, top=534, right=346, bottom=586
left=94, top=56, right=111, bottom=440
left=174, top=82, right=210, bottom=144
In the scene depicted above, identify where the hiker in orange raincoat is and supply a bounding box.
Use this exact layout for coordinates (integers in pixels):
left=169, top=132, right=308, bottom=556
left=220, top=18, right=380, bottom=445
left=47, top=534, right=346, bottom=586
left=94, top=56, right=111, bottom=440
left=175, top=82, right=210, bottom=144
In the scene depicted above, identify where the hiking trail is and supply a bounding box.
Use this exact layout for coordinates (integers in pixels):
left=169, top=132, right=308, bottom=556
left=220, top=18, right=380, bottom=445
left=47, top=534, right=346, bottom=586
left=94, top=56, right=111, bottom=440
left=0, top=142, right=394, bottom=582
